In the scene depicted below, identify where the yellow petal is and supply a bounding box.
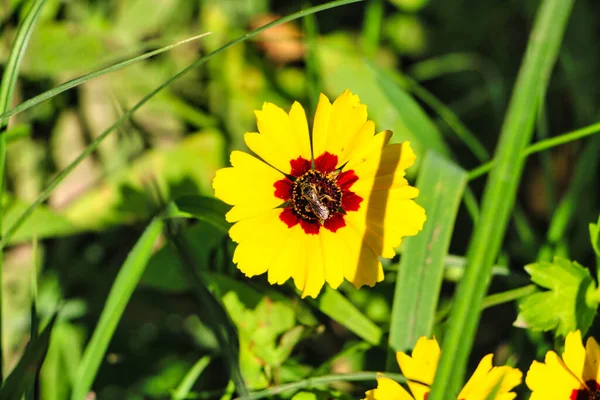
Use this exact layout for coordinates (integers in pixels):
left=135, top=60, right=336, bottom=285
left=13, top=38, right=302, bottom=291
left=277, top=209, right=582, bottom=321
left=345, top=190, right=426, bottom=259
left=397, top=337, right=441, bottom=385
left=458, top=354, right=522, bottom=400
left=526, top=351, right=583, bottom=398
left=312, top=90, right=372, bottom=168
left=363, top=374, right=414, bottom=400
left=229, top=208, right=293, bottom=278
left=563, top=330, right=586, bottom=382
left=585, top=336, right=600, bottom=384
left=334, top=223, right=385, bottom=288
left=406, top=380, right=430, bottom=400
left=245, top=101, right=311, bottom=174
left=212, top=151, right=285, bottom=222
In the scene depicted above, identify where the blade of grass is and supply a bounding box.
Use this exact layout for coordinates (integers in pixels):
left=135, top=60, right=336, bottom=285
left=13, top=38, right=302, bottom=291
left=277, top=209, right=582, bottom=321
left=467, top=121, right=600, bottom=181
left=25, top=234, right=40, bottom=400
left=235, top=372, right=405, bottom=400
left=388, top=151, right=467, bottom=357
left=428, top=0, right=575, bottom=397
left=302, top=2, right=320, bottom=112
left=405, top=76, right=490, bottom=162
left=0, top=0, right=48, bottom=382
left=361, top=0, right=384, bottom=57
left=0, top=314, right=57, bottom=400
left=0, top=32, right=211, bottom=124
left=1, top=0, right=365, bottom=247
left=309, top=287, right=382, bottom=346
left=71, top=218, right=163, bottom=400
left=172, top=356, right=212, bottom=400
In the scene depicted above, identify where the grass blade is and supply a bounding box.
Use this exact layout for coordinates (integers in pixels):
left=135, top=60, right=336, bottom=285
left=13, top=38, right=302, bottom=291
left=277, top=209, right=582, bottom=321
left=172, top=356, right=212, bottom=400
left=388, top=151, right=467, bottom=356
left=0, top=314, right=57, bottom=400
left=428, top=0, right=575, bottom=397
left=71, top=218, right=163, bottom=400
left=1, top=0, right=365, bottom=247
left=0, top=32, right=211, bottom=124
left=0, top=0, right=48, bottom=382
left=310, top=287, right=382, bottom=346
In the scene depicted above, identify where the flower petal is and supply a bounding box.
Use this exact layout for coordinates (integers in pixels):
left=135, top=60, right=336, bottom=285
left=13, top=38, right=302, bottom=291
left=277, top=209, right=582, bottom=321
left=213, top=151, right=285, bottom=222
left=363, top=374, right=414, bottom=400
left=312, top=90, right=373, bottom=168
left=245, top=101, right=311, bottom=174
left=586, top=336, right=600, bottom=384
left=229, top=208, right=293, bottom=278
left=458, top=354, right=522, bottom=400
left=397, top=337, right=440, bottom=386
left=563, top=330, right=586, bottom=382
left=526, top=351, right=584, bottom=398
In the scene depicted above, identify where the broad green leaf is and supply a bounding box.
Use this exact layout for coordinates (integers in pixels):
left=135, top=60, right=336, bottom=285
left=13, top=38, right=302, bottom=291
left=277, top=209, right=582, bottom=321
left=72, top=218, right=163, bottom=400
left=174, top=195, right=231, bottom=232
left=517, top=257, right=597, bottom=337
left=0, top=314, right=57, bottom=400
left=64, top=130, right=225, bottom=230
left=3, top=194, right=80, bottom=245
left=389, top=151, right=467, bottom=353
left=316, top=34, right=449, bottom=168
left=310, top=287, right=382, bottom=346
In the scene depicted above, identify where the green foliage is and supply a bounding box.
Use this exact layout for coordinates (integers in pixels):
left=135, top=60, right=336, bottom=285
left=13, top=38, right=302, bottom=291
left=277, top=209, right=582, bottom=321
left=518, top=257, right=598, bottom=337
left=389, top=151, right=467, bottom=354
left=0, top=315, right=57, bottom=400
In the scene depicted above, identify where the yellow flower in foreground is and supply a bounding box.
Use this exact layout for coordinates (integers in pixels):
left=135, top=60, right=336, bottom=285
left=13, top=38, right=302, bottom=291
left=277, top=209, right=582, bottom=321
left=364, top=337, right=522, bottom=400
left=526, top=330, right=600, bottom=399
left=212, top=89, right=426, bottom=298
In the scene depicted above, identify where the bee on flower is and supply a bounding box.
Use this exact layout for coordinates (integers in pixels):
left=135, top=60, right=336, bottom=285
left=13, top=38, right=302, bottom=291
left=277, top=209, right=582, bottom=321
left=212, top=89, right=426, bottom=298
left=364, top=337, right=522, bottom=400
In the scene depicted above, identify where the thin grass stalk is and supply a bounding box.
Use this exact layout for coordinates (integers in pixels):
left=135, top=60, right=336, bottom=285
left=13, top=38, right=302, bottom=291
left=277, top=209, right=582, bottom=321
left=0, top=0, right=47, bottom=381
left=427, top=0, right=575, bottom=397
left=361, top=0, right=384, bottom=57
left=1, top=0, right=365, bottom=247
left=466, top=121, right=600, bottom=181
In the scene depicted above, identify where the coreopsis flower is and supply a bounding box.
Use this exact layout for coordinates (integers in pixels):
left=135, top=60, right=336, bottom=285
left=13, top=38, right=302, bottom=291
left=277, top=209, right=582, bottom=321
left=526, top=330, right=600, bottom=399
left=364, top=337, right=522, bottom=400
left=212, top=90, right=426, bottom=298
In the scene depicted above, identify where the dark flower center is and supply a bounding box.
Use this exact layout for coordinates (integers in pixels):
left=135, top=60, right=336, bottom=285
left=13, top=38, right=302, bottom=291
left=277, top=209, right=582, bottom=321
left=571, top=381, right=600, bottom=400
left=291, top=169, right=342, bottom=223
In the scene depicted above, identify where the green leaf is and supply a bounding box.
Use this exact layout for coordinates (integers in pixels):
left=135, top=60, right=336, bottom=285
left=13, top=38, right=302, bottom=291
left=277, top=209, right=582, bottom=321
left=388, top=151, right=467, bottom=354
left=3, top=194, right=80, bottom=245
left=0, top=314, right=57, bottom=400
left=174, top=195, right=231, bottom=232
left=309, top=287, right=382, bottom=346
left=71, top=218, right=163, bottom=400
left=315, top=34, right=449, bottom=168
left=517, top=257, right=597, bottom=337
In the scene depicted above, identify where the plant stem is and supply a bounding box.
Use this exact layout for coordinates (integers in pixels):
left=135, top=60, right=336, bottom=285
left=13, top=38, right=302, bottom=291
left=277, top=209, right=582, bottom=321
left=428, top=0, right=575, bottom=397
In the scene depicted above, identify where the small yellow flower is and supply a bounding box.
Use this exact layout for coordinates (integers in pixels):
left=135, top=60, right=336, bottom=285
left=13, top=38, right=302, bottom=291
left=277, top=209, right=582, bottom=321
left=212, top=89, right=426, bottom=298
left=526, top=330, right=600, bottom=399
left=364, top=337, right=522, bottom=400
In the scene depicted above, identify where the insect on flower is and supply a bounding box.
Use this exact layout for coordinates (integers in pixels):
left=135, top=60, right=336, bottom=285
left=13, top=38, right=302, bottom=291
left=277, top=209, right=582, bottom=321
left=213, top=89, right=427, bottom=298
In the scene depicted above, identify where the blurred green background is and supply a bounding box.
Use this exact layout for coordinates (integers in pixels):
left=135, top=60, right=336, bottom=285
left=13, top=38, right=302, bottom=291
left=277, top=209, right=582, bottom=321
left=1, top=0, right=599, bottom=398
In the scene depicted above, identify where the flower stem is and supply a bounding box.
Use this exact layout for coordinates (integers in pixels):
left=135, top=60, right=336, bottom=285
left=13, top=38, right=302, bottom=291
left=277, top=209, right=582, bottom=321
left=428, top=0, right=576, bottom=397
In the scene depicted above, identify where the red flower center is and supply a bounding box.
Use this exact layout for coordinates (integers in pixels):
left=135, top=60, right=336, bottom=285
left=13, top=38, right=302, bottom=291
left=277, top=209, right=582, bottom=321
left=571, top=381, right=600, bottom=400
left=273, top=152, right=363, bottom=235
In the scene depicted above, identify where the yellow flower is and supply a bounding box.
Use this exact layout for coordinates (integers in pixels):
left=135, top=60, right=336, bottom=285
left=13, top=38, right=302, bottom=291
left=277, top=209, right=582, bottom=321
left=364, top=337, right=522, bottom=400
left=212, top=89, right=426, bottom=298
left=526, top=330, right=600, bottom=399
